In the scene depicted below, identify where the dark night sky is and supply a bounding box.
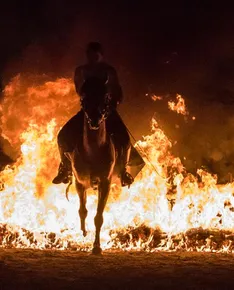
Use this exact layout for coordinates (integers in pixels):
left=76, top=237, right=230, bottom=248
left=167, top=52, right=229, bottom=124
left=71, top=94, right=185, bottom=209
left=1, top=1, right=234, bottom=119
left=1, top=1, right=233, bottom=74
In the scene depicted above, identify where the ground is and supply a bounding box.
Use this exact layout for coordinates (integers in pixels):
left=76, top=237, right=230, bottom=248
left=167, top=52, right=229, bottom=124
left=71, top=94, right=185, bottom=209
left=1, top=249, right=234, bottom=289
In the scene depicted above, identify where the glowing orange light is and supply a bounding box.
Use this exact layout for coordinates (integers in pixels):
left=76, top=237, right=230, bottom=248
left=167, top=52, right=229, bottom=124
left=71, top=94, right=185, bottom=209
left=0, top=75, right=233, bottom=252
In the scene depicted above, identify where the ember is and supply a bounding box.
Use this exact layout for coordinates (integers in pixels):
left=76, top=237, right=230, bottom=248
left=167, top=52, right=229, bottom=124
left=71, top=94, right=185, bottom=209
left=0, top=75, right=234, bottom=252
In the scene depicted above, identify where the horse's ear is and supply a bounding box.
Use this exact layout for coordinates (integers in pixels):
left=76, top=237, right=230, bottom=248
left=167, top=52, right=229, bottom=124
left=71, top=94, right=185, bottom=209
left=80, top=94, right=84, bottom=101
left=105, top=93, right=111, bottom=104
left=80, top=95, right=85, bottom=107
left=105, top=74, right=109, bottom=84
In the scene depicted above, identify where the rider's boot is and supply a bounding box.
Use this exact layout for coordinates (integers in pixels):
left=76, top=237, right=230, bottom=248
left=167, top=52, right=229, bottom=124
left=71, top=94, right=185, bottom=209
left=52, top=146, right=72, bottom=184
left=121, top=146, right=134, bottom=187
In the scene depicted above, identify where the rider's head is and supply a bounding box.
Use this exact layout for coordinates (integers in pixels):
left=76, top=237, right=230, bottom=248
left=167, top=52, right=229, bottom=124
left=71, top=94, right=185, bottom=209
left=86, top=42, right=103, bottom=64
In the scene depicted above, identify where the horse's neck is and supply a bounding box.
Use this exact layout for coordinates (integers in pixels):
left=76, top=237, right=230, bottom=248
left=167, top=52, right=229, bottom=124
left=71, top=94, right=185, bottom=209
left=83, top=118, right=107, bottom=155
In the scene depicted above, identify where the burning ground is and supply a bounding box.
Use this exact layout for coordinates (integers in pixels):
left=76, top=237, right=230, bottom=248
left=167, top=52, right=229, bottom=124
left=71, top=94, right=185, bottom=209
left=1, top=75, right=234, bottom=253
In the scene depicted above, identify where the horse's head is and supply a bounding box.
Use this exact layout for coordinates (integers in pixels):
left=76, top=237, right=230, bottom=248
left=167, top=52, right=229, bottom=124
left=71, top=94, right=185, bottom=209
left=80, top=77, right=111, bottom=130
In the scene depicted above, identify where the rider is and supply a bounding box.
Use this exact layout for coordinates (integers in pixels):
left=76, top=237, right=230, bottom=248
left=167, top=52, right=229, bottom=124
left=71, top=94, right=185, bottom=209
left=52, top=42, right=134, bottom=186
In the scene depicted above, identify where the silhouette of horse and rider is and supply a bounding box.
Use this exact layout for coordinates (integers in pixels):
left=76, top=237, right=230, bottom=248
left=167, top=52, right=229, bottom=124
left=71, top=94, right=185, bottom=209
left=53, top=42, right=144, bottom=254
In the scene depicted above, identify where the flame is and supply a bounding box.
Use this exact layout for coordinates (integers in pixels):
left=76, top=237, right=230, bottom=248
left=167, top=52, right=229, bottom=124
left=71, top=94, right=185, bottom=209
left=168, top=94, right=188, bottom=116
left=0, top=75, right=234, bottom=252
left=151, top=94, right=163, bottom=101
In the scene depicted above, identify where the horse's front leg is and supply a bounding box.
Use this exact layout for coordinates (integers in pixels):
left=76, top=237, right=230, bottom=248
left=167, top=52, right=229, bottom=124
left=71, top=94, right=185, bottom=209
left=76, top=180, right=88, bottom=237
left=92, top=178, right=110, bottom=255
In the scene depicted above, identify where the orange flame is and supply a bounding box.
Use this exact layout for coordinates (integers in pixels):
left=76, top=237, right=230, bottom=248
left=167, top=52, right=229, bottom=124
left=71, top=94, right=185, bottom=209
left=168, top=94, right=188, bottom=116
left=0, top=75, right=234, bottom=252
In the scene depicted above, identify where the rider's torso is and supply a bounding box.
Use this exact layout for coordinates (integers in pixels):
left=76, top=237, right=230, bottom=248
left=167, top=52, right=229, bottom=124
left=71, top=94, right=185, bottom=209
left=75, top=61, right=122, bottom=106
left=79, top=62, right=113, bottom=84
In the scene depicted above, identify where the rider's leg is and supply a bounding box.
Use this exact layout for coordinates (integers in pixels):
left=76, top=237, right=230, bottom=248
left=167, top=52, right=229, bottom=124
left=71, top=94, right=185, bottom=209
left=120, top=137, right=134, bottom=187
left=52, top=111, right=84, bottom=184
left=106, top=110, right=134, bottom=187
left=52, top=142, right=72, bottom=184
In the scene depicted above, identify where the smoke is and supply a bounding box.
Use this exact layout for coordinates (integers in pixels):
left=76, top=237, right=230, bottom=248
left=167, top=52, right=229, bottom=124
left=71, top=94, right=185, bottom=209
left=183, top=102, right=234, bottom=183
left=150, top=93, right=234, bottom=183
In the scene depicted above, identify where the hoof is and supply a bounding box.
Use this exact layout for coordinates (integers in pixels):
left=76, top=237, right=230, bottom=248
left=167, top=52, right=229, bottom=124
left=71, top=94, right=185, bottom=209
left=92, top=246, right=102, bottom=255
left=82, top=230, right=87, bottom=237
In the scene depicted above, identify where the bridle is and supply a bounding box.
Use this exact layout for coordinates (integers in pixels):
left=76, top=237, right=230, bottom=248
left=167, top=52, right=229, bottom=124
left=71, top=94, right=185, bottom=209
left=80, top=92, right=112, bottom=129
left=79, top=75, right=112, bottom=129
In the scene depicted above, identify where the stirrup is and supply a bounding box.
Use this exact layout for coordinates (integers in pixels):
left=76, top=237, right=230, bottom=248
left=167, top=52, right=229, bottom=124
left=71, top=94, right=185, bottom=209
left=62, top=173, right=72, bottom=184
left=52, top=166, right=72, bottom=185
left=121, top=171, right=134, bottom=187
left=52, top=174, right=71, bottom=185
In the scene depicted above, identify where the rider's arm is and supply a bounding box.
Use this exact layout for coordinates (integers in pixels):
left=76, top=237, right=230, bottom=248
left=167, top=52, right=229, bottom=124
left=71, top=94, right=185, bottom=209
left=74, top=66, right=84, bottom=95
left=108, top=66, right=123, bottom=105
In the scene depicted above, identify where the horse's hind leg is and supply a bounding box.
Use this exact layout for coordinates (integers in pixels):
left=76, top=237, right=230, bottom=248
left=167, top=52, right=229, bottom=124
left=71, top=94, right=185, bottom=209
left=92, top=178, right=110, bottom=255
left=75, top=181, right=88, bottom=237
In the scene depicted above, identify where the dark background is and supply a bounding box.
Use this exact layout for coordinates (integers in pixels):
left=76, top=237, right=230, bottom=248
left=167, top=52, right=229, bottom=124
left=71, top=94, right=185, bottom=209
left=1, top=0, right=234, bottom=179
left=1, top=1, right=234, bottom=95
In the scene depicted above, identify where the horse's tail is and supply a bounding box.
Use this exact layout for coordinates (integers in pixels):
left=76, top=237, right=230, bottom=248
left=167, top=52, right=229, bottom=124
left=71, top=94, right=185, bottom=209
left=64, top=152, right=74, bottom=201
left=65, top=177, right=73, bottom=201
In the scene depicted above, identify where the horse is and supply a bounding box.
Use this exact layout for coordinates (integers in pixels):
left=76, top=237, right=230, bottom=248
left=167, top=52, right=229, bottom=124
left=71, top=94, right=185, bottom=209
left=65, top=77, right=120, bottom=254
